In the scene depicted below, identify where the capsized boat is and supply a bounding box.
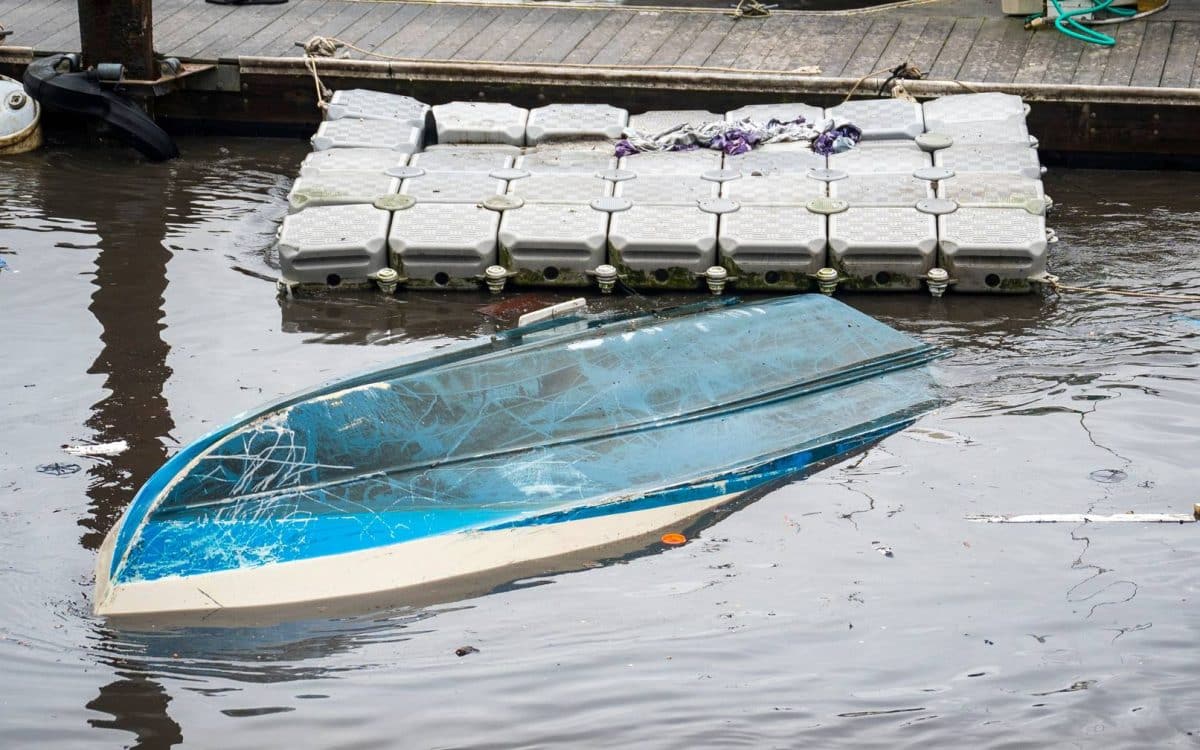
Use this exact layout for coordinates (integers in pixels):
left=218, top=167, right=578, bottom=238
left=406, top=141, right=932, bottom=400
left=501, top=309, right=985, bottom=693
left=95, top=295, right=944, bottom=618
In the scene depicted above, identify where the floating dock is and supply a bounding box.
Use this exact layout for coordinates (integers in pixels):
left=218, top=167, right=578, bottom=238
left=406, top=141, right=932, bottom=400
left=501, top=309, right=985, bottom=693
left=276, top=90, right=1052, bottom=295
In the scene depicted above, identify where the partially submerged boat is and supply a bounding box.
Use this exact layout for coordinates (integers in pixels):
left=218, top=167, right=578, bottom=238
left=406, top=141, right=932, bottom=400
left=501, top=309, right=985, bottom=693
left=95, top=295, right=943, bottom=618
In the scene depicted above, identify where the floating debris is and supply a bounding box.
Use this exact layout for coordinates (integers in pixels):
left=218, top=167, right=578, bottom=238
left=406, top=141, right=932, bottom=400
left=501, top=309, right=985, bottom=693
left=36, top=462, right=80, bottom=476
left=903, top=426, right=976, bottom=447
left=63, top=440, right=128, bottom=457
left=455, top=646, right=480, bottom=657
left=1089, top=468, right=1128, bottom=484
left=967, top=510, right=1198, bottom=524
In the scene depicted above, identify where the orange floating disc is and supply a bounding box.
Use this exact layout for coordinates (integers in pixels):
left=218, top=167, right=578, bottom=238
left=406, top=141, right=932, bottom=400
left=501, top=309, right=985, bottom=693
left=661, top=532, right=687, bottom=545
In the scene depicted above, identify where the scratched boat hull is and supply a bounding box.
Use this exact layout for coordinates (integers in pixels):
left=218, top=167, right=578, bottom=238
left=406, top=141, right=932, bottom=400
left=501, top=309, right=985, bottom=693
left=95, top=295, right=943, bottom=618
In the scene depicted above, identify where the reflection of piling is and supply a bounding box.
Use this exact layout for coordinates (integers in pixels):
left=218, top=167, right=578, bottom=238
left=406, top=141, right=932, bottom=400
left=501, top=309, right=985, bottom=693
left=76, top=0, right=156, bottom=80
left=31, top=162, right=178, bottom=550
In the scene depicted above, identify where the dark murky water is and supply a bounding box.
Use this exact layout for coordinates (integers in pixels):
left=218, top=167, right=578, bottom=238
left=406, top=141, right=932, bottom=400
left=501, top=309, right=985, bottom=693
left=2, top=140, right=1198, bottom=748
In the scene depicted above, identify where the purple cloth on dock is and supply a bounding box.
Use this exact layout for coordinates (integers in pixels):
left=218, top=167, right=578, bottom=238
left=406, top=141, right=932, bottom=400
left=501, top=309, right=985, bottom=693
left=615, top=116, right=861, bottom=158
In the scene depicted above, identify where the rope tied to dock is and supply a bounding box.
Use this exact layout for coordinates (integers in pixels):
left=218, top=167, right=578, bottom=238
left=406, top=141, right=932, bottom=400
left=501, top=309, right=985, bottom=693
left=1038, top=275, right=1200, bottom=303
left=299, top=36, right=342, bottom=111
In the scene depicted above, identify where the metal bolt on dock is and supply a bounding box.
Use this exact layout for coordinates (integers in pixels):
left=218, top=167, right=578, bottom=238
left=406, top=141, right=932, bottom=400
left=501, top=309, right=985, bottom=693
left=814, top=267, right=840, bottom=296
left=590, top=264, right=619, bottom=294
left=370, top=267, right=401, bottom=295
left=483, top=265, right=511, bottom=294
left=704, top=266, right=729, bottom=295
left=925, top=267, right=952, bottom=298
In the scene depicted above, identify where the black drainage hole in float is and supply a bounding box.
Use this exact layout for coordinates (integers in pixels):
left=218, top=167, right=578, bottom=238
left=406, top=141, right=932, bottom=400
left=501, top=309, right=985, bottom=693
left=985, top=273, right=1001, bottom=287
left=652, top=269, right=669, bottom=283
left=326, top=274, right=342, bottom=287
left=543, top=266, right=560, bottom=281
left=434, top=272, right=450, bottom=287
left=874, top=271, right=892, bottom=286
left=764, top=271, right=781, bottom=285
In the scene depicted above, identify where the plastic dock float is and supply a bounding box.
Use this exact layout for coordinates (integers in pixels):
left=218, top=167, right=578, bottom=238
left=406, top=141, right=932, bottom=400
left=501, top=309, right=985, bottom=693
left=325, top=89, right=431, bottom=127
left=277, top=203, right=391, bottom=289
left=274, top=90, right=1057, bottom=297
left=717, top=169, right=827, bottom=291
left=525, top=104, right=628, bottom=144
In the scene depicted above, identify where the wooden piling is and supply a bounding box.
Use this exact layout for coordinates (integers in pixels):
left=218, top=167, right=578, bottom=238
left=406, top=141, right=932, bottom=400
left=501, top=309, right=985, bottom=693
left=76, top=0, right=156, bottom=80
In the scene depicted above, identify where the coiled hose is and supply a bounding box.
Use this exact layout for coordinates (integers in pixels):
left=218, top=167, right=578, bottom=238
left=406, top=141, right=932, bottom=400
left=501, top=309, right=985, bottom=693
left=1026, top=0, right=1170, bottom=47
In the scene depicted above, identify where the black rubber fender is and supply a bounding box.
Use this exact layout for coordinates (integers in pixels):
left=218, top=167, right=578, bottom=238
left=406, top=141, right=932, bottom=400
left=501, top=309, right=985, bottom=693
left=23, top=54, right=179, bottom=161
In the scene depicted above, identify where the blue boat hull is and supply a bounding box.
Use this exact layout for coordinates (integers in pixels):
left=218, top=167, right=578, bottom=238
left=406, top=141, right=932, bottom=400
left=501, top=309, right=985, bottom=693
left=95, top=296, right=942, bottom=617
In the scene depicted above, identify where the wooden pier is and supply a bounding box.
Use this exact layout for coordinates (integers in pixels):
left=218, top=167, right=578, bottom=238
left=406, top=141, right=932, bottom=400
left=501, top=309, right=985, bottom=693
left=2, top=0, right=1199, bottom=162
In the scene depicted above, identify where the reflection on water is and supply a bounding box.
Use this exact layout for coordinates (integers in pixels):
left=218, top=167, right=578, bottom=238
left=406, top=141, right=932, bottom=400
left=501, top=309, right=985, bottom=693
left=0, top=139, right=1198, bottom=747
left=87, top=671, right=183, bottom=750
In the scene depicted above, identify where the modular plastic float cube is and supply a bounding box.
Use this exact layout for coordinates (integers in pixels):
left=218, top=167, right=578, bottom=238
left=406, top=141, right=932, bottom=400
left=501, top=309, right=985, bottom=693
left=399, top=170, right=507, bottom=203
left=607, top=204, right=719, bottom=289
left=717, top=206, right=827, bottom=291
left=409, top=147, right=516, bottom=171
left=300, top=148, right=409, bottom=175
left=432, top=101, right=529, bottom=146
left=828, top=206, right=938, bottom=290
left=324, top=89, right=431, bottom=127
left=937, top=173, right=1045, bottom=206
left=387, top=202, right=501, bottom=287
left=617, top=149, right=722, bottom=174
left=725, top=103, right=825, bottom=126
left=937, top=118, right=1033, bottom=146
left=310, top=119, right=424, bottom=152
left=721, top=173, right=825, bottom=205
left=613, top=175, right=720, bottom=204
left=626, top=109, right=721, bottom=135
left=286, top=169, right=400, bottom=212
left=825, top=99, right=924, bottom=140
left=277, top=203, right=391, bottom=288
left=507, top=173, right=611, bottom=203
left=516, top=147, right=617, bottom=174
left=827, top=141, right=931, bottom=174
left=525, top=104, right=629, bottom=144
left=498, top=202, right=610, bottom=286
left=830, top=174, right=932, bottom=204
left=938, top=207, right=1048, bottom=292
left=934, top=143, right=1043, bottom=179
left=723, top=143, right=825, bottom=175
left=922, top=92, right=1027, bottom=131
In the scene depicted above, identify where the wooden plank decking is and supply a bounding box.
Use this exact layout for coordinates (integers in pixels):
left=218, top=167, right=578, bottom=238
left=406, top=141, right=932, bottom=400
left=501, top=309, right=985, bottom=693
left=2, top=0, right=1199, bottom=87
left=2, top=0, right=1199, bottom=160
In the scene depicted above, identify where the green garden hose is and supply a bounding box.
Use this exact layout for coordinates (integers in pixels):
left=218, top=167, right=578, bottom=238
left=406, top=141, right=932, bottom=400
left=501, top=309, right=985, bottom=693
left=1026, top=0, right=1145, bottom=47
